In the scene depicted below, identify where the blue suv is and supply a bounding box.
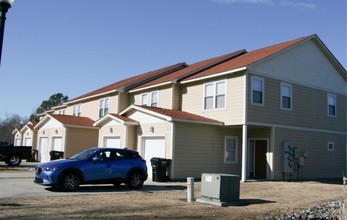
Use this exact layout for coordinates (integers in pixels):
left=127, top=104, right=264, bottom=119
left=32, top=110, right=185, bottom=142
left=34, top=148, right=148, bottom=191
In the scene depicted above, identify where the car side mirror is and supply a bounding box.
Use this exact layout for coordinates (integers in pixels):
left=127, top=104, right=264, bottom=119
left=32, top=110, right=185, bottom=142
left=92, top=156, right=101, bottom=163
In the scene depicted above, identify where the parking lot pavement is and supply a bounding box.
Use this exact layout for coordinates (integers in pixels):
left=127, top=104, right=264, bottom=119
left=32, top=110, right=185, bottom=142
left=0, top=164, right=190, bottom=199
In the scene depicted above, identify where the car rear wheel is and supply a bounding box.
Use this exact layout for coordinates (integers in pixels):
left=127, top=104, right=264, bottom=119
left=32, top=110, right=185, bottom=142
left=127, top=171, right=144, bottom=189
left=60, top=172, right=80, bottom=192
left=6, top=155, right=22, bottom=166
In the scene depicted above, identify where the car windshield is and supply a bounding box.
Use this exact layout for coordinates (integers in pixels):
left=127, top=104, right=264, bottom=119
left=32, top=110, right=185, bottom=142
left=70, top=149, right=98, bottom=161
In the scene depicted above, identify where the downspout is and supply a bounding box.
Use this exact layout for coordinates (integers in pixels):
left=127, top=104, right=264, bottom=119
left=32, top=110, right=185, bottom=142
left=241, top=72, right=248, bottom=182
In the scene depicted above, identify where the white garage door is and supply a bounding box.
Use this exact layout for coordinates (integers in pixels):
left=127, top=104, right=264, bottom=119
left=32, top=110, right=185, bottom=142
left=39, top=138, right=49, bottom=163
left=52, top=137, right=63, bottom=151
left=143, top=137, right=166, bottom=178
left=24, top=138, right=32, bottom=146
left=104, top=137, right=121, bottom=148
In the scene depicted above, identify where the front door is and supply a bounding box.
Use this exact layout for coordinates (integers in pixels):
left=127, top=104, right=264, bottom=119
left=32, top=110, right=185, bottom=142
left=249, top=140, right=267, bottom=179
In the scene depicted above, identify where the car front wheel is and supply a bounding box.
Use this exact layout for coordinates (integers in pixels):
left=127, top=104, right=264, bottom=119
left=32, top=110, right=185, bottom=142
left=127, top=171, right=144, bottom=189
left=60, top=172, right=80, bottom=192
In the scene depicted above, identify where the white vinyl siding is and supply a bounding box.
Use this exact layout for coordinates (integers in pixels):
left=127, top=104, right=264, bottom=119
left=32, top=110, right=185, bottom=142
left=203, top=80, right=226, bottom=110
left=251, top=76, right=264, bottom=105
left=224, top=136, right=238, bottom=164
left=281, top=83, right=292, bottom=110
left=327, top=94, right=336, bottom=117
left=99, top=98, right=109, bottom=118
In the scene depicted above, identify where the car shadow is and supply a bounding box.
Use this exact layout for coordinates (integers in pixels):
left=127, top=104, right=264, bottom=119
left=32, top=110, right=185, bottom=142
left=44, top=184, right=186, bottom=193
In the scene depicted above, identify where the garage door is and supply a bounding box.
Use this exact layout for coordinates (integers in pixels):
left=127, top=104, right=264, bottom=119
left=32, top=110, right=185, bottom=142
left=24, top=138, right=32, bottom=146
left=52, top=137, right=63, bottom=151
left=39, top=138, right=49, bottom=163
left=104, top=137, right=121, bottom=148
left=143, top=137, right=166, bottom=178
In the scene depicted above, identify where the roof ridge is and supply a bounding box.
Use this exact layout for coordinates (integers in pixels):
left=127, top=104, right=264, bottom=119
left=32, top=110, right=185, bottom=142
left=67, top=62, right=187, bottom=103
left=174, top=49, right=247, bottom=83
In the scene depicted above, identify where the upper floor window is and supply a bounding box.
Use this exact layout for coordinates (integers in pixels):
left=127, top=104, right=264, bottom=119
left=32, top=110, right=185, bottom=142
left=73, top=104, right=82, bottom=116
left=224, top=136, right=238, bottom=164
left=204, top=80, right=226, bottom=110
left=251, top=77, right=264, bottom=105
left=99, top=98, right=109, bottom=118
left=327, top=94, right=336, bottom=117
left=141, top=91, right=158, bottom=107
left=281, top=83, right=292, bottom=110
left=59, top=109, right=66, bottom=115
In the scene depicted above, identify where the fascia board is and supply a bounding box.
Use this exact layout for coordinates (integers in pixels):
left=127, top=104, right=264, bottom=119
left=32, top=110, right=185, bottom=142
left=129, top=81, right=172, bottom=93
left=171, top=118, right=224, bottom=126
left=181, top=67, right=247, bottom=84
left=65, top=89, right=118, bottom=105
left=33, top=115, right=53, bottom=130
left=64, top=125, right=99, bottom=130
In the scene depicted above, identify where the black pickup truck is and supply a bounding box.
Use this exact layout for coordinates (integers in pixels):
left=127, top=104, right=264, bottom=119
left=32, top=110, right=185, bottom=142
left=0, top=142, right=32, bottom=166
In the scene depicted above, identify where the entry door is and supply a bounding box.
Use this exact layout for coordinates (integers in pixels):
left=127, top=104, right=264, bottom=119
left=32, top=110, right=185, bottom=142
left=249, top=140, right=267, bottom=179
left=104, top=137, right=121, bottom=148
left=39, top=138, right=49, bottom=163
left=143, top=137, right=166, bottom=178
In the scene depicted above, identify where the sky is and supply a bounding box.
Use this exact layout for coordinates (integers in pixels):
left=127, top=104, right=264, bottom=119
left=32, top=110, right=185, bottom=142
left=0, top=0, right=346, bottom=119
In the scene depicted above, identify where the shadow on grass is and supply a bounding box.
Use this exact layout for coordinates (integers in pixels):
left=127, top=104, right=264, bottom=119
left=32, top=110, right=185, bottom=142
left=44, top=183, right=186, bottom=193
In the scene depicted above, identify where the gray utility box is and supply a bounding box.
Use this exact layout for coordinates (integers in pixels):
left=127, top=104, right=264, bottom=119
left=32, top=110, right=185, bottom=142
left=200, top=173, right=240, bottom=203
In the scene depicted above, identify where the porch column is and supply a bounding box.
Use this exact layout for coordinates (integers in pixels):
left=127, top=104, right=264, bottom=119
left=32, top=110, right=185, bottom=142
left=241, top=124, right=247, bottom=182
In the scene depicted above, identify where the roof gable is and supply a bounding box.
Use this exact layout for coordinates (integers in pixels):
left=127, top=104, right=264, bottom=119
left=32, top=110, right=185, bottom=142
left=182, top=35, right=311, bottom=82
left=93, top=113, right=138, bottom=127
left=35, top=114, right=95, bottom=129
left=121, top=105, right=223, bottom=126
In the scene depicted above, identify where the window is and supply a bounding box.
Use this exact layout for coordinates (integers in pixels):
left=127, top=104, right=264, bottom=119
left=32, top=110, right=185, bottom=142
left=151, top=91, right=158, bottom=107
left=327, top=142, right=335, bottom=152
left=141, top=94, right=148, bottom=106
left=224, top=136, right=238, bottom=164
left=99, top=98, right=109, bottom=118
left=141, top=91, right=158, bottom=107
left=59, top=109, right=65, bottom=115
left=73, top=104, right=82, bottom=116
left=251, top=77, right=264, bottom=105
left=327, top=94, right=336, bottom=117
left=281, top=83, right=292, bottom=110
left=204, top=80, right=226, bottom=110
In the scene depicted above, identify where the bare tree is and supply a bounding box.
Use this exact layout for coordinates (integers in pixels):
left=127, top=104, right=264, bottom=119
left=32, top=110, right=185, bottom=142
left=0, top=113, right=28, bottom=143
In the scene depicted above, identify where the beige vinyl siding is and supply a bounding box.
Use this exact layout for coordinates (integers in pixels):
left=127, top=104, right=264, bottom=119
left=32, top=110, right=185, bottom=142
left=126, top=126, right=137, bottom=150
left=63, top=94, right=118, bottom=121
left=171, top=84, right=180, bottom=110
left=173, top=122, right=241, bottom=179
left=273, top=127, right=346, bottom=180
left=117, top=92, right=129, bottom=113
left=181, top=73, right=246, bottom=125
left=248, top=75, right=346, bottom=132
left=252, top=40, right=346, bottom=95
left=65, top=127, right=98, bottom=158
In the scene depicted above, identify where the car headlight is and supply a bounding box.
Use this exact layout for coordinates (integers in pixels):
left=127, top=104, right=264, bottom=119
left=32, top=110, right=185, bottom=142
left=43, top=167, right=59, bottom=172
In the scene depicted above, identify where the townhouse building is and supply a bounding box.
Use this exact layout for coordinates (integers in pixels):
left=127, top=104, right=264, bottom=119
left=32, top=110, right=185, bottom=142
left=18, top=34, right=346, bottom=181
